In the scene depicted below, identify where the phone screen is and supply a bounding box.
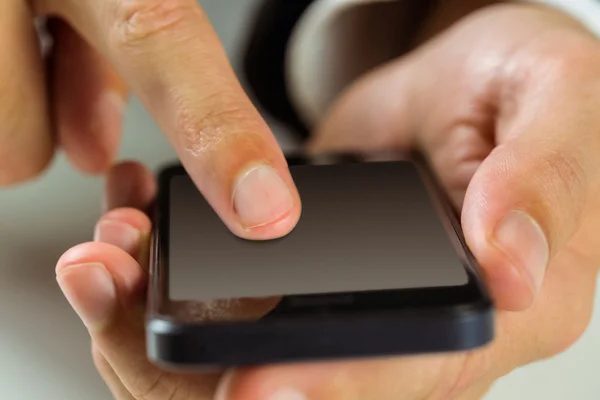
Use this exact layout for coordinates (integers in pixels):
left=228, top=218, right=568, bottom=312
left=167, top=161, right=468, bottom=302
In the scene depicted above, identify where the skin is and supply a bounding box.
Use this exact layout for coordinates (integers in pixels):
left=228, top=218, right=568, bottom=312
left=0, top=0, right=598, bottom=399
left=54, top=3, right=600, bottom=400
left=2, top=0, right=301, bottom=239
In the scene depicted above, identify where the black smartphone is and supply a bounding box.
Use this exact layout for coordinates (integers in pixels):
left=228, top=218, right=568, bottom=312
left=146, top=151, right=494, bottom=370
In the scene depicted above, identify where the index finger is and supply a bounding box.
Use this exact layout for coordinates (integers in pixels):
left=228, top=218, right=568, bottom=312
left=38, top=0, right=300, bottom=239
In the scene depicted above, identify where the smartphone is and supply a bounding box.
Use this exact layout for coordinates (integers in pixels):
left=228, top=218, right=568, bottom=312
left=146, top=151, right=494, bottom=370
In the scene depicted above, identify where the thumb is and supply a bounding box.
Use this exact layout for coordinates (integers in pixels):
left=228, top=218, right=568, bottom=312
left=462, top=137, right=592, bottom=311
left=308, top=57, right=420, bottom=153
left=461, top=30, right=600, bottom=312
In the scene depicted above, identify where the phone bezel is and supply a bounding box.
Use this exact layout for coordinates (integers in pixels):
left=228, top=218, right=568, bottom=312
left=146, top=151, right=494, bottom=368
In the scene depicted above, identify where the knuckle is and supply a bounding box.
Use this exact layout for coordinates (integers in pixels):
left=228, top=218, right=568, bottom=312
left=175, top=97, right=257, bottom=158
left=542, top=149, right=586, bottom=197
left=536, top=149, right=588, bottom=223
left=507, top=146, right=589, bottom=242
left=560, top=41, right=600, bottom=78
left=511, top=32, right=600, bottom=108
left=109, top=0, right=200, bottom=49
left=535, top=33, right=600, bottom=85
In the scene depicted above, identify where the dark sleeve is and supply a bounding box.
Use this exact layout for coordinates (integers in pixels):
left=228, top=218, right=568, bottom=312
left=241, top=0, right=438, bottom=141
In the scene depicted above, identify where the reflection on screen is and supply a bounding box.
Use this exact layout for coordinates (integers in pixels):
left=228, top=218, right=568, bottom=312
left=168, top=161, right=468, bottom=304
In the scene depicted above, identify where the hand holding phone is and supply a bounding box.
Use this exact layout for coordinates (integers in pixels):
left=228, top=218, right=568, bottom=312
left=56, top=154, right=594, bottom=400
left=147, top=151, right=494, bottom=370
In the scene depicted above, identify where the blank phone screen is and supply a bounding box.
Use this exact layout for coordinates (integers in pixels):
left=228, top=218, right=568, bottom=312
left=168, top=161, right=468, bottom=302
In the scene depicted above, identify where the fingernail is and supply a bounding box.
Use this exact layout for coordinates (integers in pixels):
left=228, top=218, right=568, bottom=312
left=57, top=263, right=117, bottom=330
left=233, top=165, right=294, bottom=229
left=268, top=389, right=308, bottom=400
left=493, top=210, right=550, bottom=295
left=94, top=220, right=142, bottom=259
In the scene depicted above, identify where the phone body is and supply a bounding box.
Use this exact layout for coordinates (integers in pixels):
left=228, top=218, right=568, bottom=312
left=146, top=151, right=494, bottom=370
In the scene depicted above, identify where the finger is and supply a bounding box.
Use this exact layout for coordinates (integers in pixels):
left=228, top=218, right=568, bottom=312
left=89, top=211, right=151, bottom=400
left=461, top=34, right=600, bottom=311
left=313, top=19, right=600, bottom=313
left=92, top=344, right=135, bottom=400
left=91, top=209, right=149, bottom=399
left=0, top=1, right=53, bottom=186
left=56, top=242, right=219, bottom=399
left=309, top=57, right=419, bottom=153
left=310, top=54, right=493, bottom=208
left=57, top=214, right=277, bottom=399
left=50, top=20, right=128, bottom=175
left=94, top=207, right=152, bottom=267
left=103, top=161, right=157, bottom=212
left=38, top=0, right=301, bottom=240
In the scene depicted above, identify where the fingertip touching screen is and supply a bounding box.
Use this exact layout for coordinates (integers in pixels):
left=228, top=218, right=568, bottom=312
left=167, top=161, right=469, bottom=303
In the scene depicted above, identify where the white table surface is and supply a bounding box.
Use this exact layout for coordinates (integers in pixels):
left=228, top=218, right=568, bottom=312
left=0, top=1, right=598, bottom=399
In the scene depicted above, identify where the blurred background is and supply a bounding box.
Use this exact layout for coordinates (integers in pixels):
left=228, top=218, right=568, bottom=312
left=0, top=1, right=598, bottom=398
